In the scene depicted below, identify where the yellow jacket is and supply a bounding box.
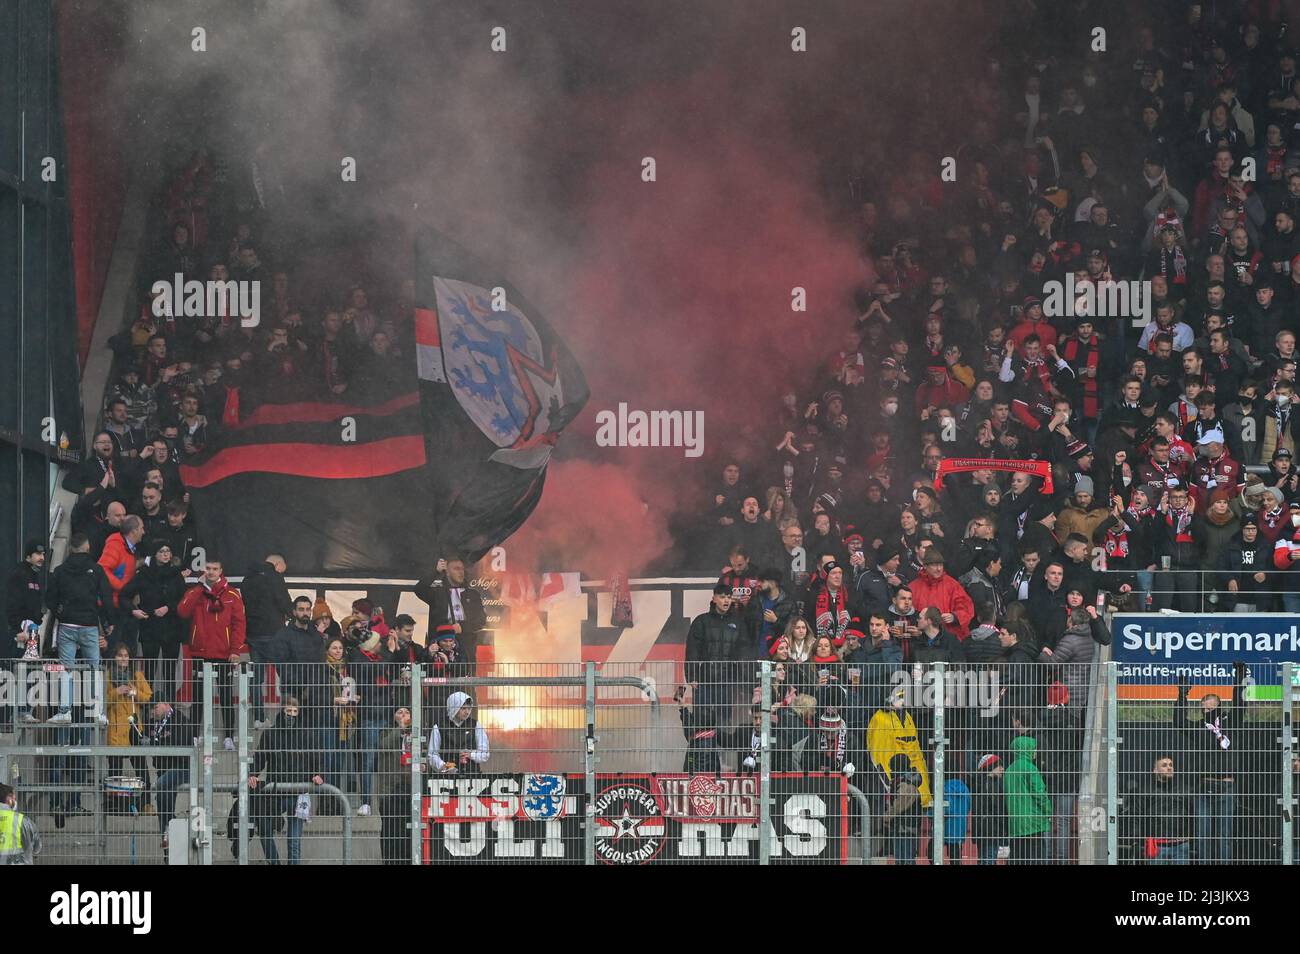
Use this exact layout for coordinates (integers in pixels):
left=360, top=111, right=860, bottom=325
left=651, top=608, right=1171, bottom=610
left=106, top=669, right=153, bottom=747
left=867, top=708, right=933, bottom=807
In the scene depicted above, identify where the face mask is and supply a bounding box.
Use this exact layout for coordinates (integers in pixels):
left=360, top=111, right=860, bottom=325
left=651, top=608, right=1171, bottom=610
left=1122, top=474, right=1132, bottom=486
left=1291, top=513, right=1300, bottom=528
left=782, top=462, right=795, bottom=479
left=883, top=402, right=899, bottom=416
left=1279, top=394, right=1292, bottom=406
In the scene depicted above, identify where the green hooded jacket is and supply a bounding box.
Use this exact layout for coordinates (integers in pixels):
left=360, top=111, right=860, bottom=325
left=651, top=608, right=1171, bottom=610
left=1004, top=735, right=1052, bottom=837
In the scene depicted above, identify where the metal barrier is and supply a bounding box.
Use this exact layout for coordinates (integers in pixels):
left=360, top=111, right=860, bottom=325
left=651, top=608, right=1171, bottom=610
left=1105, top=659, right=1297, bottom=865
left=1090, top=568, right=1300, bottom=614
left=5, top=647, right=1298, bottom=865
left=0, top=744, right=200, bottom=865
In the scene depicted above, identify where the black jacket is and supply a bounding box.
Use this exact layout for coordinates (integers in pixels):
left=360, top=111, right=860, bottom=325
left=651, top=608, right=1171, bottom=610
left=4, top=561, right=45, bottom=648
left=1175, top=676, right=1244, bottom=782
left=854, top=566, right=896, bottom=616
left=239, top=561, right=292, bottom=642
left=44, top=551, right=113, bottom=626
left=414, top=573, right=487, bottom=671
left=1215, top=536, right=1270, bottom=590
left=1122, top=773, right=1193, bottom=842
left=969, top=771, right=1008, bottom=843
left=1035, top=706, right=1083, bottom=793
left=139, top=704, right=198, bottom=773
left=147, top=522, right=201, bottom=576
left=270, top=619, right=327, bottom=710
left=742, top=588, right=795, bottom=655
left=964, top=627, right=1004, bottom=665
left=347, top=647, right=395, bottom=723
left=1154, top=508, right=1203, bottom=569
left=1026, top=581, right=1069, bottom=642
left=911, top=628, right=967, bottom=665
left=120, top=559, right=187, bottom=645
left=251, top=710, right=322, bottom=815
left=685, top=607, right=750, bottom=682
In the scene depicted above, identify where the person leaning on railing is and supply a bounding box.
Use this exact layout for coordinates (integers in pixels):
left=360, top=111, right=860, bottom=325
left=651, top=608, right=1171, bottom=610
left=248, top=695, right=323, bottom=865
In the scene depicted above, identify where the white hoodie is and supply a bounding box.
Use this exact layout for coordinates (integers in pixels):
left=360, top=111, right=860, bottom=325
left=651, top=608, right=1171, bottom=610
left=428, top=691, right=490, bottom=771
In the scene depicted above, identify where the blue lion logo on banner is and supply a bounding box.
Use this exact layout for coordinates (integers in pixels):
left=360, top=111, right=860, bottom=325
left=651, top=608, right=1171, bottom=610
left=522, top=773, right=567, bottom=820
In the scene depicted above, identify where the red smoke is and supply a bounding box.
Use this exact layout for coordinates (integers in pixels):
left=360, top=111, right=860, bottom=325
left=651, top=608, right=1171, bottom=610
left=512, top=66, right=865, bottom=575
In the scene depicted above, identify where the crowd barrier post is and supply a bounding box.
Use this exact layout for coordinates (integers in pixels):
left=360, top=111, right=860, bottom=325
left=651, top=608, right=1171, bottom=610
left=201, top=662, right=215, bottom=865
left=584, top=660, right=597, bottom=867
left=931, top=661, right=946, bottom=866
left=1283, top=662, right=1295, bottom=867
left=759, top=660, right=772, bottom=867
left=236, top=666, right=252, bottom=866
left=1077, top=641, right=1108, bottom=865
left=1105, top=661, right=1119, bottom=866
left=409, top=663, right=423, bottom=867
left=188, top=748, right=206, bottom=865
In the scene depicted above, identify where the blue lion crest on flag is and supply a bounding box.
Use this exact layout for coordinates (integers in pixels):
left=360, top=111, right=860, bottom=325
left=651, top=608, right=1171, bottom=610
left=432, top=277, right=566, bottom=456
left=522, top=773, right=567, bottom=820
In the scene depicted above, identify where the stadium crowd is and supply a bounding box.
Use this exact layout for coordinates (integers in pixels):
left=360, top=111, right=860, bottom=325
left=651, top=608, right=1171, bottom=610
left=6, top=1, right=1300, bottom=864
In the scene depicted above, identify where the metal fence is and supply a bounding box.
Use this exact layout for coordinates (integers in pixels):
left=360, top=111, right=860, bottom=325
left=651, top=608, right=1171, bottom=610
left=1109, top=661, right=1297, bottom=865
left=2, top=650, right=1296, bottom=865
left=1090, top=568, right=1300, bottom=614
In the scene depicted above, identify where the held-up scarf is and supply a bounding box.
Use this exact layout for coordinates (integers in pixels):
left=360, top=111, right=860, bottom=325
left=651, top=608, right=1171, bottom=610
left=1166, top=505, right=1194, bottom=543
left=202, top=578, right=228, bottom=614
left=1274, top=401, right=1291, bottom=439
left=1104, top=506, right=1151, bottom=561
left=818, top=723, right=848, bottom=770
left=1204, top=713, right=1231, bottom=750
left=1020, top=355, right=1055, bottom=394
left=1061, top=335, right=1099, bottom=418
left=815, top=585, right=851, bottom=640
left=1156, top=244, right=1188, bottom=286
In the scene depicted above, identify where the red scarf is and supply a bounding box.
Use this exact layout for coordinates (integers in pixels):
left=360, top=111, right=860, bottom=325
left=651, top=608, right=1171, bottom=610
left=814, top=585, right=850, bottom=640
left=222, top=387, right=240, bottom=427
left=1060, top=335, right=1099, bottom=418
left=1021, top=355, right=1054, bottom=393
left=1105, top=506, right=1151, bottom=564
left=202, top=577, right=229, bottom=614
left=1165, top=505, right=1193, bottom=543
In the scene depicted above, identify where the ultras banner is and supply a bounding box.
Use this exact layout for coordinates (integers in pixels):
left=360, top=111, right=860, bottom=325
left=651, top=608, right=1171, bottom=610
left=422, top=772, right=850, bottom=864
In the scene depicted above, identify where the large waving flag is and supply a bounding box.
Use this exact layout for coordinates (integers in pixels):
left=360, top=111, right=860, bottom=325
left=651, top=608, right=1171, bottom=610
left=179, top=229, right=587, bottom=574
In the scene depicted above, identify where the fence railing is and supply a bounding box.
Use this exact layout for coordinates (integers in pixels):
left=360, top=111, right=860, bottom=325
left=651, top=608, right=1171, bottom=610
left=2, top=653, right=1296, bottom=864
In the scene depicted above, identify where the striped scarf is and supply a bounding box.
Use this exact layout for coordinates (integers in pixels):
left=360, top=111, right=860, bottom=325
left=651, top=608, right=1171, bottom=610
left=815, top=585, right=850, bottom=641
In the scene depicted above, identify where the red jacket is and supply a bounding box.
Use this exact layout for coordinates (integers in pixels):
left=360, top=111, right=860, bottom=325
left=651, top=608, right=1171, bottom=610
left=907, top=571, right=975, bottom=639
left=914, top=372, right=970, bottom=414
left=97, top=532, right=138, bottom=608
left=178, top=577, right=247, bottom=660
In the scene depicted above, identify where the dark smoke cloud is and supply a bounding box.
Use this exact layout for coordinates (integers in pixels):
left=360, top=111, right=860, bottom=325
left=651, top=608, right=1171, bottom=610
left=118, top=0, right=991, bottom=576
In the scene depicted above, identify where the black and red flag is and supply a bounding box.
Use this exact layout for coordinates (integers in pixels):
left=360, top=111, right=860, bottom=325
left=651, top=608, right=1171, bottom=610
left=180, top=229, right=588, bottom=574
